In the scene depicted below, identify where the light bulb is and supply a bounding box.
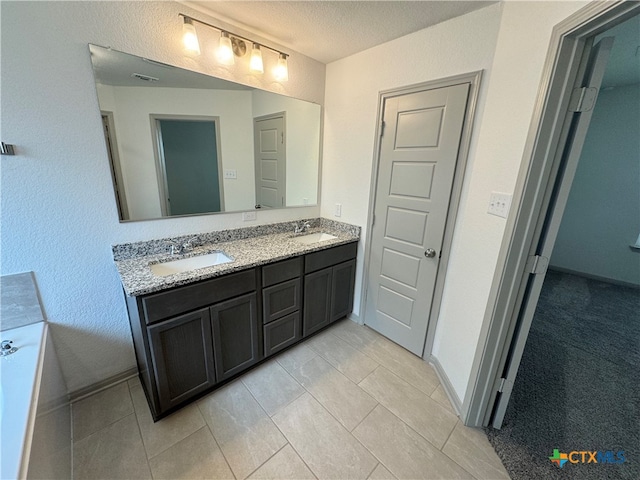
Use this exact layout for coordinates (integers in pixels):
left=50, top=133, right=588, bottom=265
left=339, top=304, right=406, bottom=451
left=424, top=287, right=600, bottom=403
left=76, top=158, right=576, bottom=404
left=182, top=17, right=200, bottom=56
left=274, top=54, right=288, bottom=81
left=249, top=43, right=264, bottom=73
left=218, top=32, right=235, bottom=65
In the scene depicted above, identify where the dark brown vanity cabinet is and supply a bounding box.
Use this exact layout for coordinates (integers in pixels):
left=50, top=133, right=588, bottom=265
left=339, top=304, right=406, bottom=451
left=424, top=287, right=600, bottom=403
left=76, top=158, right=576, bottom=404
left=303, top=242, right=357, bottom=336
left=125, top=241, right=357, bottom=421
left=126, top=269, right=260, bottom=419
left=262, top=257, right=302, bottom=357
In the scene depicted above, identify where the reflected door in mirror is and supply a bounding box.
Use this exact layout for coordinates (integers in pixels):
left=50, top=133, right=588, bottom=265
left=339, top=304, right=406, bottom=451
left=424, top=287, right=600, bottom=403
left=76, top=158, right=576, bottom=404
left=154, top=118, right=224, bottom=216
left=254, top=113, right=286, bottom=208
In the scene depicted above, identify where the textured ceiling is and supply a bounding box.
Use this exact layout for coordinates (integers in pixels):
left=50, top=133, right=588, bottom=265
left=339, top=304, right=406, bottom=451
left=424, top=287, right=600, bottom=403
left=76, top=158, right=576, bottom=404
left=184, top=1, right=496, bottom=64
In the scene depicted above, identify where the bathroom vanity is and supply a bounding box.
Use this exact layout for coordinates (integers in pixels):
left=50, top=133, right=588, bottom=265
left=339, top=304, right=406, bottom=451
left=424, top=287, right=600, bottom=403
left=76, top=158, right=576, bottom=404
left=113, top=219, right=359, bottom=420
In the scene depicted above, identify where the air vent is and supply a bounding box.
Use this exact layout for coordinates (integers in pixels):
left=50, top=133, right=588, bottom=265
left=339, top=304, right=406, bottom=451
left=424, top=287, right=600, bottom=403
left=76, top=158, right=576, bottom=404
left=131, top=73, right=159, bottom=82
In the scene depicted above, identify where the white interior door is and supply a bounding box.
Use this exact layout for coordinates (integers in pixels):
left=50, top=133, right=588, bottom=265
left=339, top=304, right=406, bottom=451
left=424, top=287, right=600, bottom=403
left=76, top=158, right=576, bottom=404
left=254, top=114, right=285, bottom=208
left=490, top=37, right=614, bottom=428
left=365, top=83, right=469, bottom=355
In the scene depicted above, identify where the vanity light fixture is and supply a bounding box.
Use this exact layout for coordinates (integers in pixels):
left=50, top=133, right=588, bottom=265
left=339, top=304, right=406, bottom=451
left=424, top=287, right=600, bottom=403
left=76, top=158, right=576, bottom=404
left=179, top=13, right=289, bottom=81
left=249, top=43, right=264, bottom=73
left=218, top=31, right=235, bottom=65
left=182, top=17, right=200, bottom=56
left=274, top=53, right=289, bottom=82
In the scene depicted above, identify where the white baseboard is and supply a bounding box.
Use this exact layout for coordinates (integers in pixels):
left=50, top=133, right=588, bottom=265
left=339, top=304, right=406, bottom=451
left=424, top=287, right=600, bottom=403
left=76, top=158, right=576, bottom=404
left=429, top=355, right=463, bottom=416
left=69, top=367, right=138, bottom=403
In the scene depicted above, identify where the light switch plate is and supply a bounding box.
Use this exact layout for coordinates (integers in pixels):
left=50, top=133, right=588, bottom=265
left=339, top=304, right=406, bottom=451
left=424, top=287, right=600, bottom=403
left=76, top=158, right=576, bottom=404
left=224, top=169, right=237, bottom=179
left=242, top=211, right=257, bottom=221
left=488, top=192, right=512, bottom=218
left=335, top=203, right=342, bottom=217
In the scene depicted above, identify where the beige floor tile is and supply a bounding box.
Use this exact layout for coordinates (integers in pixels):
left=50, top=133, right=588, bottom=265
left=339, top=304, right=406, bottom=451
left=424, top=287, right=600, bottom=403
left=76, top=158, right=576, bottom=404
left=148, top=427, right=234, bottom=480
left=73, top=414, right=151, bottom=479
left=330, top=319, right=381, bottom=351
left=367, top=463, right=396, bottom=480
left=72, top=382, right=133, bottom=441
left=127, top=375, right=142, bottom=390
left=276, top=343, right=317, bottom=373
left=130, top=384, right=205, bottom=458
left=353, top=406, right=473, bottom=480
left=272, top=393, right=377, bottom=479
left=247, top=444, right=316, bottom=480
left=307, top=330, right=379, bottom=383
left=442, top=421, right=510, bottom=480
left=241, top=360, right=305, bottom=416
left=430, top=384, right=458, bottom=415
left=198, top=381, right=287, bottom=480
left=289, top=355, right=378, bottom=431
left=359, top=367, right=457, bottom=449
left=360, top=336, right=440, bottom=395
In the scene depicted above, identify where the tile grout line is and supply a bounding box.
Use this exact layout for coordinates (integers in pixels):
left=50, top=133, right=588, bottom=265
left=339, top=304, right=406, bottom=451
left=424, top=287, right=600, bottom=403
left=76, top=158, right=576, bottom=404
left=242, top=383, right=320, bottom=480
left=358, top=365, right=459, bottom=454
left=195, top=399, right=238, bottom=480
left=241, top=442, right=290, bottom=480
left=71, top=384, right=136, bottom=444
left=286, top=356, right=380, bottom=433
left=125, top=383, right=154, bottom=478
left=331, top=322, right=442, bottom=397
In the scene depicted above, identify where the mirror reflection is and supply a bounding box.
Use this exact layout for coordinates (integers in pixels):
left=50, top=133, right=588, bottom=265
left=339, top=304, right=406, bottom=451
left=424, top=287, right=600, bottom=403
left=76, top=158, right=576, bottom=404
left=89, top=45, right=321, bottom=222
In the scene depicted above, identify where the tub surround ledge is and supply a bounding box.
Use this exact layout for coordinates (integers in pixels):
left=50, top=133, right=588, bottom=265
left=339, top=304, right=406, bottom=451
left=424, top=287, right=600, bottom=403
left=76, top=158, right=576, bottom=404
left=113, top=218, right=360, bottom=297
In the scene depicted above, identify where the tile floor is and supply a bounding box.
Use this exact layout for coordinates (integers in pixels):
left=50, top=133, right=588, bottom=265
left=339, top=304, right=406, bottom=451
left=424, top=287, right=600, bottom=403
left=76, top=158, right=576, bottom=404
left=71, top=319, right=509, bottom=480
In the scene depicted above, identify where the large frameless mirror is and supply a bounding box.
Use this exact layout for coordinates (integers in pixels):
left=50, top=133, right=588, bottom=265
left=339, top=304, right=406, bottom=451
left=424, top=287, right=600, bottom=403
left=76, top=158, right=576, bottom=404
left=89, top=45, right=321, bottom=222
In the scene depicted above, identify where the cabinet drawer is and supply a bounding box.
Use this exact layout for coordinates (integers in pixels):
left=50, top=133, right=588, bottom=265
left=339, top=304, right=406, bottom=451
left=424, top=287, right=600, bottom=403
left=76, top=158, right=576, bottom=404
left=304, top=242, right=357, bottom=273
left=142, top=269, right=256, bottom=324
left=262, top=278, right=301, bottom=324
left=264, top=312, right=301, bottom=357
left=262, top=257, right=302, bottom=287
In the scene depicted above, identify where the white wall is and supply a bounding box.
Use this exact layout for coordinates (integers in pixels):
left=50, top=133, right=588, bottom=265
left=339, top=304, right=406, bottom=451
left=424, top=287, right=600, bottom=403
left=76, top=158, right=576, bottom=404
left=550, top=84, right=640, bottom=285
left=252, top=90, right=321, bottom=206
left=322, top=2, right=503, bottom=396
left=1, top=1, right=325, bottom=392
left=98, top=85, right=255, bottom=217
left=434, top=1, right=588, bottom=401
left=322, top=1, right=588, bottom=402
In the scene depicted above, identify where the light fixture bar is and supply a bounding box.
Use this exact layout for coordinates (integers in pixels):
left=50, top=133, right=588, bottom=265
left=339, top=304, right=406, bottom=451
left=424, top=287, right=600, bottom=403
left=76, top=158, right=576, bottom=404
left=178, top=13, right=288, bottom=59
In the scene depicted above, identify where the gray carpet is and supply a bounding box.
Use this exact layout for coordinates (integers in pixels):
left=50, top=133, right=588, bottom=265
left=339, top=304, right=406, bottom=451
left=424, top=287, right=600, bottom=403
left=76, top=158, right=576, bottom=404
left=485, top=270, right=640, bottom=479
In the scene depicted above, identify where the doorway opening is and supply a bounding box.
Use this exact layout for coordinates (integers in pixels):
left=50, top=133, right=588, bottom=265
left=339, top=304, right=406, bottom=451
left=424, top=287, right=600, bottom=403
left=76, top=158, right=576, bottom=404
left=465, top=2, right=639, bottom=478
left=151, top=115, right=225, bottom=216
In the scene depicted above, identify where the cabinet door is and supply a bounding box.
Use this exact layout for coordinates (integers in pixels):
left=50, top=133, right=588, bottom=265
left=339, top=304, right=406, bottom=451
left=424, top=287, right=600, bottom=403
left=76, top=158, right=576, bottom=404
left=210, top=293, right=260, bottom=381
left=330, top=259, right=356, bottom=322
left=147, top=308, right=216, bottom=413
left=303, top=268, right=332, bottom=337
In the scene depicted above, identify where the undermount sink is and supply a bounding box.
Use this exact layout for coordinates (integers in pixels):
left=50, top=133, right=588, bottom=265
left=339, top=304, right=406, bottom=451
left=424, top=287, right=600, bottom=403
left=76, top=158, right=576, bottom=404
left=292, top=232, right=338, bottom=245
left=150, top=251, right=233, bottom=277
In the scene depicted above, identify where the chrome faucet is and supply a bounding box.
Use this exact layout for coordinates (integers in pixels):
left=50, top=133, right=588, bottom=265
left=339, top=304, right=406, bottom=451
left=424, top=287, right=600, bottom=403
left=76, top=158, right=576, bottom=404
left=170, top=239, right=195, bottom=255
left=294, top=221, right=311, bottom=234
left=1, top=340, right=17, bottom=356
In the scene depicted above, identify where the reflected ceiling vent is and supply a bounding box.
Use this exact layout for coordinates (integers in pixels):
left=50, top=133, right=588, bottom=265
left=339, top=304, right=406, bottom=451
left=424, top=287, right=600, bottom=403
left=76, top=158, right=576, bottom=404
left=131, top=73, right=159, bottom=82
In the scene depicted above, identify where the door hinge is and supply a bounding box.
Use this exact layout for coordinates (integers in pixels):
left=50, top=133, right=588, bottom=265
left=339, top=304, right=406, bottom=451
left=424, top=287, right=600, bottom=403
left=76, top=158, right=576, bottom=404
left=568, top=87, right=598, bottom=113
left=497, top=377, right=514, bottom=395
left=371, top=214, right=376, bottom=227
left=526, top=255, right=549, bottom=275
left=380, top=121, right=386, bottom=137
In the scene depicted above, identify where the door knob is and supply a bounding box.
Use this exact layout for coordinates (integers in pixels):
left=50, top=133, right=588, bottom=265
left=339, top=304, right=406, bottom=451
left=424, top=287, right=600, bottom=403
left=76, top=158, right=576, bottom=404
left=424, top=249, right=437, bottom=258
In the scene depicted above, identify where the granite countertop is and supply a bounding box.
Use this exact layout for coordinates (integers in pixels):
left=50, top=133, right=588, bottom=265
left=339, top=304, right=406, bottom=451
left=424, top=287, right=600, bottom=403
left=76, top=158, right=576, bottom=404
left=113, top=218, right=360, bottom=297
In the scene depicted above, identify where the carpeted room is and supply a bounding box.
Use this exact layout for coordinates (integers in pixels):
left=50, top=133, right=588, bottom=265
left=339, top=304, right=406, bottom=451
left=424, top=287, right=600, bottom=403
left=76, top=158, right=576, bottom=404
left=485, top=15, right=640, bottom=479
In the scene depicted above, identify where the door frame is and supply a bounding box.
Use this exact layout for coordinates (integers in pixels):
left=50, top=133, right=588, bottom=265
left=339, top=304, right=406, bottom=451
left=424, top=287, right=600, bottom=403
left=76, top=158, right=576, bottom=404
left=462, top=0, right=640, bottom=427
left=101, top=111, right=129, bottom=220
left=150, top=114, right=225, bottom=216
left=360, top=71, right=483, bottom=360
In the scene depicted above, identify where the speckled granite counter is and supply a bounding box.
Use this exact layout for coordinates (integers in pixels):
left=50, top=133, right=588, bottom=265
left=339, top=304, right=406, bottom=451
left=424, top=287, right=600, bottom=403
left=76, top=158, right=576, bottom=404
left=113, top=218, right=360, bottom=297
